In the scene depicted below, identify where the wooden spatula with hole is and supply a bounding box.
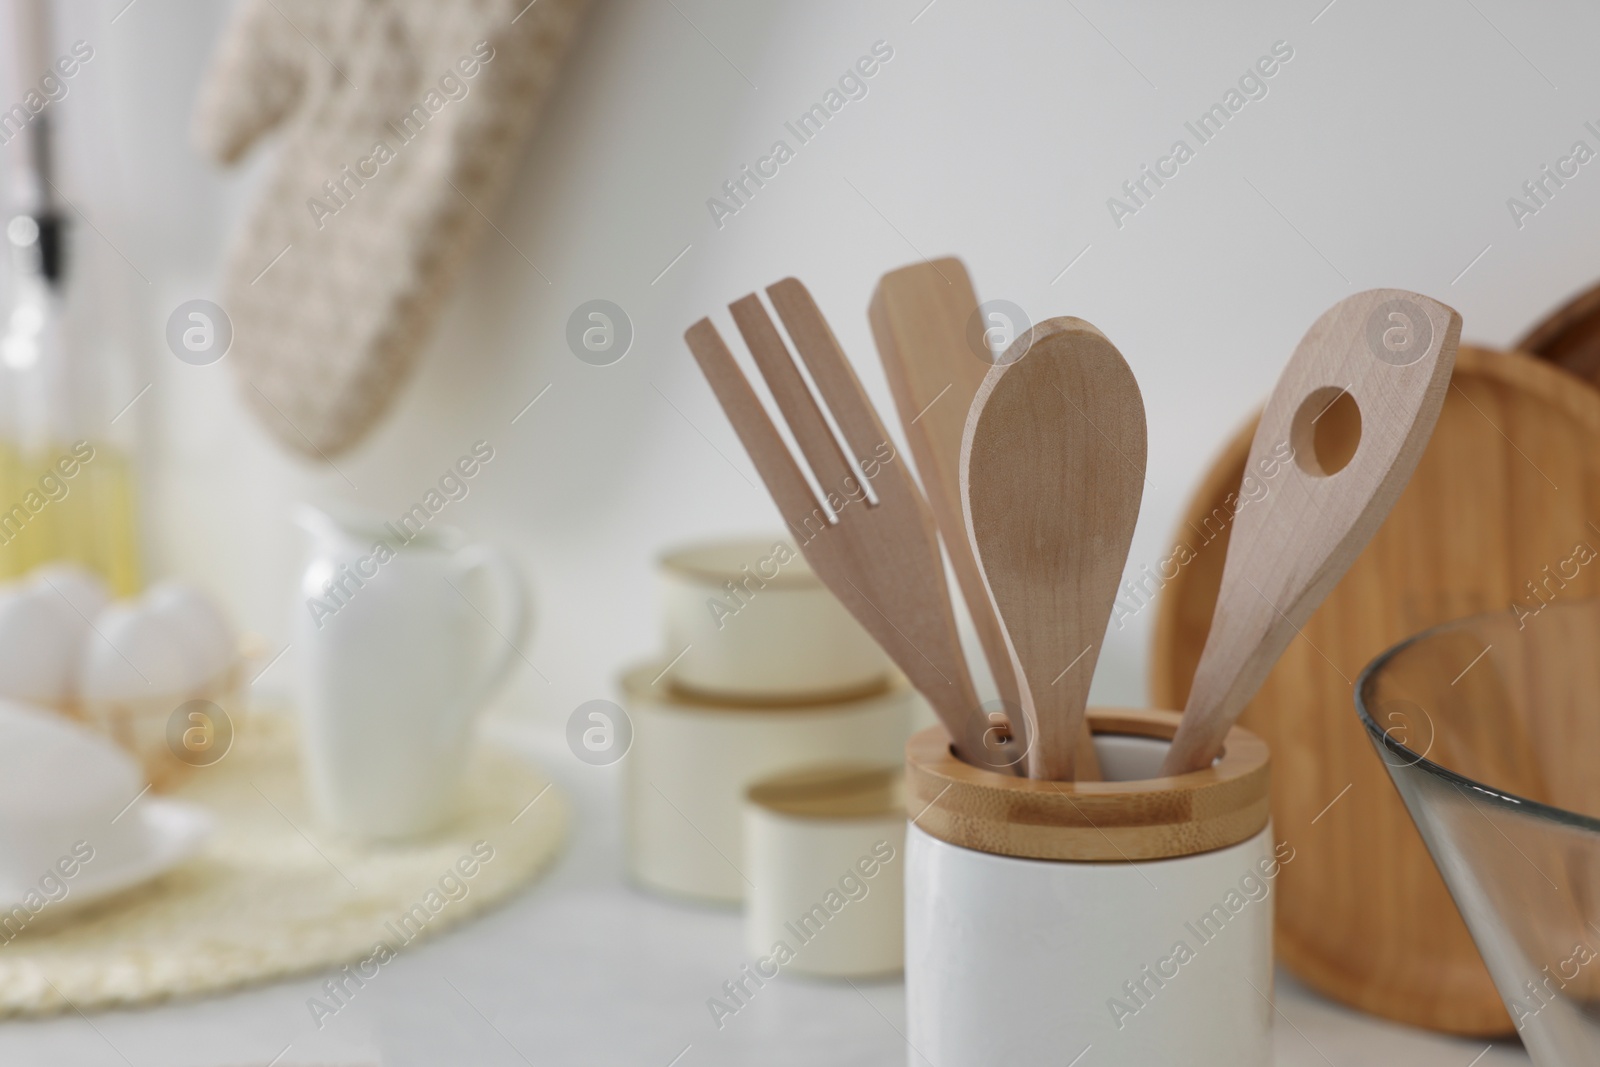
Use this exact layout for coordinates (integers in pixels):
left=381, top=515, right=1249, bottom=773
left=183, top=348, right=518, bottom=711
left=962, top=318, right=1146, bottom=781
left=870, top=260, right=1101, bottom=778
left=1162, top=290, right=1462, bottom=775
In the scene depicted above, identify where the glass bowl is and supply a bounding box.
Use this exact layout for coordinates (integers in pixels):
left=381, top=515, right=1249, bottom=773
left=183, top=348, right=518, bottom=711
left=1357, top=599, right=1600, bottom=1065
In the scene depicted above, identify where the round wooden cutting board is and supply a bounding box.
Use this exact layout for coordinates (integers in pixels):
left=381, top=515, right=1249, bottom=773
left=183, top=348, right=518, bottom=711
left=1520, top=279, right=1600, bottom=382
left=1150, top=345, right=1600, bottom=1036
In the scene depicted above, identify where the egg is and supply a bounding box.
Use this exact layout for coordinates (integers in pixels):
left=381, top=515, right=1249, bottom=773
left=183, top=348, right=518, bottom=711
left=0, top=579, right=91, bottom=707
left=27, top=563, right=110, bottom=621
left=73, top=581, right=242, bottom=778
left=143, top=581, right=236, bottom=687
left=77, top=600, right=198, bottom=704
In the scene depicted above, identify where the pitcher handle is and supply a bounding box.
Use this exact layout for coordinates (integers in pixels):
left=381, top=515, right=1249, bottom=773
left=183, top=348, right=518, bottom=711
left=448, top=542, right=532, bottom=717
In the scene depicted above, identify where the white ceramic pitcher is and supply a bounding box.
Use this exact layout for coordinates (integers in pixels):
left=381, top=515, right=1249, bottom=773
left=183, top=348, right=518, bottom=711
left=293, top=504, right=530, bottom=840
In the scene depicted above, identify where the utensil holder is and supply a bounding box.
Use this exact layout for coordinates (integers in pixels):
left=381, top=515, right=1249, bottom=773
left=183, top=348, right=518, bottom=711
left=905, top=708, right=1275, bottom=1067
left=743, top=763, right=905, bottom=978
left=621, top=663, right=912, bottom=904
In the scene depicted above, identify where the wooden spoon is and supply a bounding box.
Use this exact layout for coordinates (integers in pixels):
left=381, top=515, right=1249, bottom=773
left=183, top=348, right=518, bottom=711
left=870, top=259, right=1100, bottom=778
left=1162, top=290, right=1462, bottom=775
left=962, top=318, right=1146, bottom=781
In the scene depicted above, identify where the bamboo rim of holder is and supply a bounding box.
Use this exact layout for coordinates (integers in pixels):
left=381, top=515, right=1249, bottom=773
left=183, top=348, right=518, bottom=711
left=905, top=708, right=1270, bottom=862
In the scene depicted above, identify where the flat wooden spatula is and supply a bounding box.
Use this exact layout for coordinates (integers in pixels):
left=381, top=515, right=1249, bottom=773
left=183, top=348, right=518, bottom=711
left=1162, top=290, right=1462, bottom=775
left=962, top=318, right=1147, bottom=781
left=870, top=259, right=1100, bottom=778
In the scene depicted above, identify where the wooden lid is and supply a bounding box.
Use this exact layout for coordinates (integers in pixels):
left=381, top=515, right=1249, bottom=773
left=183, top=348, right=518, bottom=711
left=664, top=676, right=892, bottom=710
left=658, top=538, right=819, bottom=589
left=620, top=662, right=897, bottom=712
left=905, top=708, right=1269, bottom=861
left=746, top=764, right=903, bottom=819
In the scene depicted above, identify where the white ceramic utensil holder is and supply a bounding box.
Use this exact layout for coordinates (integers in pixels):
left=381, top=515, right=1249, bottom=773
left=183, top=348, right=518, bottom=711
left=905, top=708, right=1276, bottom=1067
left=659, top=538, right=890, bottom=703
left=743, top=764, right=905, bottom=978
left=621, top=663, right=912, bottom=903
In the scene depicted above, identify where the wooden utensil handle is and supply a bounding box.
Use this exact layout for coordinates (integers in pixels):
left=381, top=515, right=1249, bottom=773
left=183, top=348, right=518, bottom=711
left=963, top=318, right=1146, bottom=781
left=869, top=261, right=1102, bottom=779
left=1163, top=291, right=1461, bottom=774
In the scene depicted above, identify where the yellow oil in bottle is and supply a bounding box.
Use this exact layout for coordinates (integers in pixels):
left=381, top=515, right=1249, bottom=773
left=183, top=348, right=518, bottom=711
left=0, top=437, right=140, bottom=595
left=0, top=439, right=17, bottom=581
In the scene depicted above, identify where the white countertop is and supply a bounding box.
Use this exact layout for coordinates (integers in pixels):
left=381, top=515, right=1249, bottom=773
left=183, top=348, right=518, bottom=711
left=0, top=720, right=1532, bottom=1067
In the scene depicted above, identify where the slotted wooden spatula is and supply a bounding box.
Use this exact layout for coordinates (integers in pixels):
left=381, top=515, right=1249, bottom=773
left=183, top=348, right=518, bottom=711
left=870, top=260, right=1100, bottom=778
left=962, top=318, right=1146, bottom=781
left=1162, top=290, right=1462, bottom=775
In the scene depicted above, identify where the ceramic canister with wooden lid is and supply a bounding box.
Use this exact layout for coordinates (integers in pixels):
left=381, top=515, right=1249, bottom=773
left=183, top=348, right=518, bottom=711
left=904, top=708, right=1277, bottom=1067
left=743, top=764, right=906, bottom=978
left=658, top=538, right=892, bottom=704
left=621, top=664, right=913, bottom=903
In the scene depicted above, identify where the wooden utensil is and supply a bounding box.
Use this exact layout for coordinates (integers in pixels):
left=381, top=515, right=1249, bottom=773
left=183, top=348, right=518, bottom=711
left=1162, top=290, right=1462, bottom=775
left=962, top=318, right=1146, bottom=781
left=1152, top=345, right=1600, bottom=1035
left=869, top=259, right=1100, bottom=778
left=684, top=279, right=987, bottom=762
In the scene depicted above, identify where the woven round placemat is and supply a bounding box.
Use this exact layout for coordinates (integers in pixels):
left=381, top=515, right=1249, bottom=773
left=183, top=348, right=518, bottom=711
left=0, top=712, right=567, bottom=1016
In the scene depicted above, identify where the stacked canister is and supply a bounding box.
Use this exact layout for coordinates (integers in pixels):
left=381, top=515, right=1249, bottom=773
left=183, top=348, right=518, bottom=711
left=620, top=536, right=915, bottom=976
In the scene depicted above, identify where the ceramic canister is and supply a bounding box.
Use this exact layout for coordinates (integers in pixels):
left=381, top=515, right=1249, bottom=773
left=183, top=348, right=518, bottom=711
left=658, top=538, right=891, bottom=704
left=621, top=663, right=913, bottom=904
left=743, top=764, right=905, bottom=978
left=905, top=708, right=1277, bottom=1067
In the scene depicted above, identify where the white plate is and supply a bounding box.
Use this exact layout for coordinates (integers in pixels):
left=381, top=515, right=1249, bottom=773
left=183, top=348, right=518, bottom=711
left=0, top=797, right=214, bottom=917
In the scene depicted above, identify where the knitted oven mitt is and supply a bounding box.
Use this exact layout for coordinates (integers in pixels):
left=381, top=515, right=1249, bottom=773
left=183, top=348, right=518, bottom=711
left=194, top=0, right=587, bottom=459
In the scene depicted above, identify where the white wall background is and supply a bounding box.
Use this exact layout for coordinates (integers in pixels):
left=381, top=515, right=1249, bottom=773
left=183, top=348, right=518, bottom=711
left=10, top=0, right=1599, bottom=733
